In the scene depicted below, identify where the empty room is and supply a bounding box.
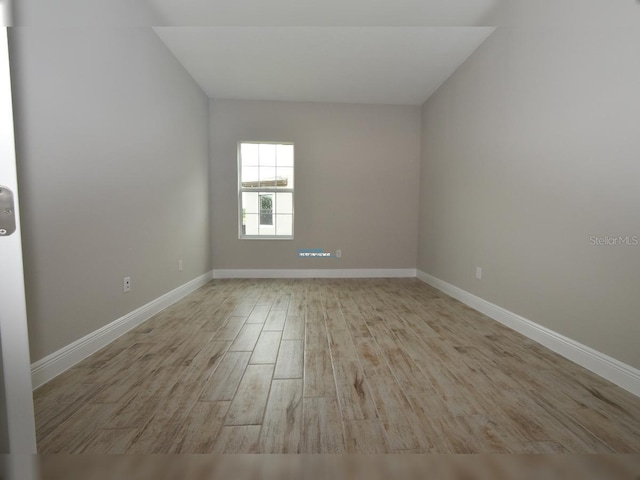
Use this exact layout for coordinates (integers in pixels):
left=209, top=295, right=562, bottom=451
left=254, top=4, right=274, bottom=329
left=1, top=0, right=639, bottom=460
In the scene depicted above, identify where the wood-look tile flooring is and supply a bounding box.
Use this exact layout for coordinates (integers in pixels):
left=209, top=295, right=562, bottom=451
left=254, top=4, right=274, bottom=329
left=34, top=278, right=640, bottom=453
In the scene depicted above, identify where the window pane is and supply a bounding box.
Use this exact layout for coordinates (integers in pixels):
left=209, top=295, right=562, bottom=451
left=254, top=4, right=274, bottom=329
left=259, top=223, right=276, bottom=236
left=258, top=166, right=276, bottom=187
left=243, top=213, right=259, bottom=236
left=241, top=166, right=259, bottom=186
left=276, top=214, right=293, bottom=236
left=242, top=192, right=258, bottom=214
left=275, top=192, right=293, bottom=214
left=241, top=143, right=260, bottom=166
left=276, top=167, right=294, bottom=189
left=259, top=144, right=276, bottom=166
left=259, top=194, right=273, bottom=225
left=277, top=144, right=294, bottom=167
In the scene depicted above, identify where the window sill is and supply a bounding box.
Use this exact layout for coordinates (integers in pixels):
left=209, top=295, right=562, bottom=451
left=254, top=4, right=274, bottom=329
left=239, top=235, right=294, bottom=240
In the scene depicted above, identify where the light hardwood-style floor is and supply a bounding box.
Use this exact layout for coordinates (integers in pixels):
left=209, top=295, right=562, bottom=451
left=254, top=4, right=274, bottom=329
left=33, top=278, right=640, bottom=454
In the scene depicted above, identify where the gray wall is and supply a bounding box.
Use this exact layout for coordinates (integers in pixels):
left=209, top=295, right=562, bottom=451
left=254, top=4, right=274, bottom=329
left=10, top=27, right=211, bottom=362
left=418, top=27, right=640, bottom=369
left=210, top=99, right=421, bottom=270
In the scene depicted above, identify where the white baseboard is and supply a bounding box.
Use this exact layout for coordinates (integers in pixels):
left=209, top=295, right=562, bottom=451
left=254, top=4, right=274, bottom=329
left=213, top=268, right=417, bottom=279
left=30, top=271, right=213, bottom=389
left=416, top=270, right=640, bottom=398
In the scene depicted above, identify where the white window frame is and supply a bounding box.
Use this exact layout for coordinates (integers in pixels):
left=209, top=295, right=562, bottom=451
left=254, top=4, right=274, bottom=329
left=238, top=141, right=294, bottom=240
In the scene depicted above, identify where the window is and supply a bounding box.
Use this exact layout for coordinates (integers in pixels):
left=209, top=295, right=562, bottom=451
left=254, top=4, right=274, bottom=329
left=239, top=142, right=294, bottom=239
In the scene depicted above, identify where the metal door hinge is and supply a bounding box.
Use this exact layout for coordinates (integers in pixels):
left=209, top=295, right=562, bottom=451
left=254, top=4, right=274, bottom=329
left=0, top=185, right=16, bottom=236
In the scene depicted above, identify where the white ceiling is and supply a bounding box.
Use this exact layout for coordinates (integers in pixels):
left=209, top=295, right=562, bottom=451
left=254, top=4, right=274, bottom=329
left=147, top=0, right=500, bottom=26
left=154, top=27, right=494, bottom=105
left=149, top=0, right=498, bottom=105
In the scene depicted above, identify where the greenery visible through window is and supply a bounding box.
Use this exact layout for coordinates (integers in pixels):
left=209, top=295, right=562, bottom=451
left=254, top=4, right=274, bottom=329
left=238, top=142, right=294, bottom=238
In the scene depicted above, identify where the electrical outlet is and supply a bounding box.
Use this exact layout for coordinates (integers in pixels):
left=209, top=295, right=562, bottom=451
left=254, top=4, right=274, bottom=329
left=336, top=249, right=342, bottom=258
left=476, top=267, right=482, bottom=280
left=178, top=259, right=183, bottom=272
left=123, top=276, right=131, bottom=293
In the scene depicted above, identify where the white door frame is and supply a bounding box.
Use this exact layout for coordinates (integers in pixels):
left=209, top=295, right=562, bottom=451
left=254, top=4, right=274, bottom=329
left=0, top=26, right=38, bottom=453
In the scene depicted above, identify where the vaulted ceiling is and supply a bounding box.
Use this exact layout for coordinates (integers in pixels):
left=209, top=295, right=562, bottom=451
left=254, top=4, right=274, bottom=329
left=149, top=0, right=499, bottom=105
left=154, top=27, right=494, bottom=105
